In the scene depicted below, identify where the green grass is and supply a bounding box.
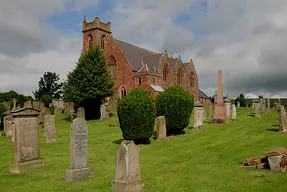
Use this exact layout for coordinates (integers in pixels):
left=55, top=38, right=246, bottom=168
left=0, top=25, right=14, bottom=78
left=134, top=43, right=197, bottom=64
left=1, top=108, right=287, bottom=192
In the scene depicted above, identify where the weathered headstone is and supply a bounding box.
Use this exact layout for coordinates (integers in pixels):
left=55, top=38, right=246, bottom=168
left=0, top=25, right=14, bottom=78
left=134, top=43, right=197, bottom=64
left=237, top=101, right=240, bottom=108
left=156, top=116, right=166, bottom=139
left=112, top=140, right=144, bottom=192
left=267, top=99, right=270, bottom=111
left=224, top=99, right=231, bottom=124
left=66, top=118, right=94, bottom=182
left=32, top=101, right=40, bottom=110
left=232, top=103, right=236, bottom=120
left=100, top=104, right=107, bottom=120
left=44, top=115, right=56, bottom=143
left=212, top=70, right=225, bottom=124
left=254, top=100, right=260, bottom=117
left=252, top=101, right=255, bottom=108
left=12, top=99, right=16, bottom=109
left=9, top=108, right=45, bottom=174
left=278, top=105, right=287, bottom=132
left=4, top=114, right=14, bottom=137
left=194, top=101, right=204, bottom=130
left=77, top=107, right=85, bottom=120
left=26, top=100, right=32, bottom=108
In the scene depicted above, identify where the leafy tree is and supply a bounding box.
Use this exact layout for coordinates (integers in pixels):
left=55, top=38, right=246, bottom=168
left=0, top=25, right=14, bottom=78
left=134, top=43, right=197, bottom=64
left=40, top=94, right=52, bottom=108
left=0, top=91, right=32, bottom=108
left=33, top=72, right=63, bottom=100
left=235, top=93, right=246, bottom=107
left=156, top=86, right=194, bottom=135
left=63, top=46, right=114, bottom=119
left=117, top=88, right=156, bottom=144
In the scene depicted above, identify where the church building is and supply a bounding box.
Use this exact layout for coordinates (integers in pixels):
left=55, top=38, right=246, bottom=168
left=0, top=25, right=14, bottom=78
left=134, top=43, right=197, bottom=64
left=82, top=17, right=200, bottom=104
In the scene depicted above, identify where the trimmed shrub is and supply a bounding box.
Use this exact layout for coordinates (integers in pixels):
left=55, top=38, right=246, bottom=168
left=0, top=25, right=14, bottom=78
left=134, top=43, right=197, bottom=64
left=156, top=85, right=194, bottom=135
left=117, top=88, right=156, bottom=143
left=40, top=94, right=52, bottom=108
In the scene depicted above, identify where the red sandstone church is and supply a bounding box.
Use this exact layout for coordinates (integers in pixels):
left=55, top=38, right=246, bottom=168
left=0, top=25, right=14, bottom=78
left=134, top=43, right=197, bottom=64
left=82, top=17, right=209, bottom=104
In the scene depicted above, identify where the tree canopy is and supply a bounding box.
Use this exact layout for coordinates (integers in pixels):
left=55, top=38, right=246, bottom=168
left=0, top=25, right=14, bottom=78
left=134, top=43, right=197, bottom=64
left=63, top=46, right=114, bottom=107
left=33, top=72, right=63, bottom=100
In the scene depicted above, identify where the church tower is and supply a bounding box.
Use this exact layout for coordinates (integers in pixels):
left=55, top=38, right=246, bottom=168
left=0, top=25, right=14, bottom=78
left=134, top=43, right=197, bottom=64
left=82, top=17, right=112, bottom=52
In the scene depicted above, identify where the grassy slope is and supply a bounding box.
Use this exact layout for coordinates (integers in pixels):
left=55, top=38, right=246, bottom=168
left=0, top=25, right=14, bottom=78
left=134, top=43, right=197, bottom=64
left=0, top=108, right=287, bottom=192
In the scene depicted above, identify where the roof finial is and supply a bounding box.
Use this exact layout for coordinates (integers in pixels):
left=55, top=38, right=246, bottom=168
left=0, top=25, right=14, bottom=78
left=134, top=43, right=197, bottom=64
left=84, top=15, right=86, bottom=21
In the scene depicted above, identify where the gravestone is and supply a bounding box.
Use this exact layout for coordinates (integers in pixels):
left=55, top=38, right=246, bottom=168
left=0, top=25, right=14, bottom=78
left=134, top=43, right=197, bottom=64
left=4, top=114, right=14, bottom=137
left=254, top=100, right=260, bottom=117
left=44, top=115, right=56, bottom=143
left=278, top=106, right=287, bottom=132
left=237, top=101, right=240, bottom=108
left=66, top=118, right=94, bottom=182
left=156, top=116, right=166, bottom=139
left=194, top=101, right=204, bottom=130
left=252, top=101, right=255, bottom=108
left=77, top=107, right=85, bottom=120
left=26, top=100, right=32, bottom=108
left=9, top=108, right=45, bottom=174
left=100, top=104, right=107, bottom=120
left=32, top=101, right=40, bottom=110
left=224, top=99, right=231, bottom=124
left=232, top=103, right=236, bottom=120
left=12, top=99, right=16, bottom=109
left=112, top=140, right=144, bottom=192
left=267, top=99, right=270, bottom=111
left=259, top=98, right=264, bottom=114
left=212, top=70, right=225, bottom=124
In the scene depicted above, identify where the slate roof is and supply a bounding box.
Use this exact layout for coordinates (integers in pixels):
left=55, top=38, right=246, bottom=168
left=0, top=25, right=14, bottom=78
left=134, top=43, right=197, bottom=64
left=115, top=39, right=160, bottom=71
left=199, top=89, right=210, bottom=99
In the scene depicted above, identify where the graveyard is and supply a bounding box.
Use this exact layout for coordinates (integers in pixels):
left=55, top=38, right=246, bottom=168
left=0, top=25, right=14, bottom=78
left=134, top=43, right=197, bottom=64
left=1, top=107, right=287, bottom=192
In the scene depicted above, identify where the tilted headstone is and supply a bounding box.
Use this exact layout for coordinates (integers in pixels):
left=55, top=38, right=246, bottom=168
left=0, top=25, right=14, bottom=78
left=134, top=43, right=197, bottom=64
left=100, top=104, right=107, bottom=120
left=156, top=116, right=166, bottom=139
left=77, top=107, right=85, bottom=120
left=254, top=100, right=260, bottom=117
left=44, top=115, right=56, bottom=143
left=66, top=118, right=94, bottom=182
left=112, top=140, right=144, bottom=192
left=232, top=103, right=236, bottom=120
left=194, top=101, right=204, bottom=130
left=224, top=99, right=231, bottom=124
left=9, top=108, right=45, bottom=174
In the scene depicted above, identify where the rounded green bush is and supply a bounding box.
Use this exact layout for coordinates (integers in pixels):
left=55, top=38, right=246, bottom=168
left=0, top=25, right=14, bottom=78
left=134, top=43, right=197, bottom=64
left=156, top=85, right=194, bottom=135
left=117, top=88, right=156, bottom=142
left=40, top=94, right=52, bottom=108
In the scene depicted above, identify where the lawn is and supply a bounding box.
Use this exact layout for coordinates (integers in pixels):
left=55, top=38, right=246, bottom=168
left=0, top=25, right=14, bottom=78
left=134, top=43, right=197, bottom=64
left=0, top=108, right=287, bottom=192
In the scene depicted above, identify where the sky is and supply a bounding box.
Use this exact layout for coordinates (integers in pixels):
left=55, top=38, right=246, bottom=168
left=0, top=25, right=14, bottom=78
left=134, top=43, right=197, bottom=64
left=1, top=0, right=287, bottom=98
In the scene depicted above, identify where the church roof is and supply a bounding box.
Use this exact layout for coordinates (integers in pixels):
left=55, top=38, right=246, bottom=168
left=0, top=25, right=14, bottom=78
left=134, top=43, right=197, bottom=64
left=199, top=89, right=210, bottom=99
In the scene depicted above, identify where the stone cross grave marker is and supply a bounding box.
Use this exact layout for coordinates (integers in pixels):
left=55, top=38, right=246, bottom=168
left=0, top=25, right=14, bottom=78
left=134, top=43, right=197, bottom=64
left=44, top=115, right=56, bottom=143
left=156, top=116, right=166, bottom=139
left=112, top=140, right=144, bottom=192
left=66, top=118, right=94, bottom=182
left=9, top=108, right=45, bottom=174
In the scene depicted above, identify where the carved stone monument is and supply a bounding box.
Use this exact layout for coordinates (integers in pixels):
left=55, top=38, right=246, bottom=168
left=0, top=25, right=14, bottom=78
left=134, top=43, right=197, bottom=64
left=9, top=108, right=45, bottom=174
left=66, top=118, right=94, bottom=182
left=112, top=140, right=144, bottom=192
left=156, top=116, right=166, bottom=139
left=77, top=107, right=85, bottom=120
left=231, top=103, right=236, bottom=120
left=212, top=70, right=225, bottom=124
left=224, top=99, right=231, bottom=124
left=194, top=101, right=204, bottom=130
left=44, top=115, right=56, bottom=143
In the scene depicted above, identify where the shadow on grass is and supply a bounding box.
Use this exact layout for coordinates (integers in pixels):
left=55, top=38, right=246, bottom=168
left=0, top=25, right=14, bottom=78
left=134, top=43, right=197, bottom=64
left=265, top=128, right=279, bottom=132
left=272, top=124, right=279, bottom=127
left=112, top=138, right=151, bottom=145
left=247, top=113, right=255, bottom=117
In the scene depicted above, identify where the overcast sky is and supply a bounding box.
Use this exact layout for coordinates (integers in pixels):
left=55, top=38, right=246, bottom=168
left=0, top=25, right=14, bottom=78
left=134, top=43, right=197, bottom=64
left=1, top=0, right=287, bottom=98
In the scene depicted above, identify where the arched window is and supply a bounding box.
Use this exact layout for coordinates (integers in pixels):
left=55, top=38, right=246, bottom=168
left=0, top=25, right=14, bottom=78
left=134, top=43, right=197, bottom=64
left=189, top=73, right=194, bottom=87
left=177, top=68, right=183, bottom=85
left=163, top=64, right=169, bottom=81
left=109, top=56, right=116, bottom=79
left=138, top=77, right=142, bottom=84
left=101, top=35, right=106, bottom=50
left=88, top=34, right=93, bottom=47
left=121, top=87, right=127, bottom=98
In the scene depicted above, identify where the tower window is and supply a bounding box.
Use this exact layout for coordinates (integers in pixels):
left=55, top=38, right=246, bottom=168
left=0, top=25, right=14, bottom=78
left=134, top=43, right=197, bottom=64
left=101, top=35, right=106, bottom=50
left=139, top=77, right=142, bottom=85
left=121, top=87, right=127, bottom=98
left=88, top=34, right=93, bottom=47
left=108, top=56, right=116, bottom=79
